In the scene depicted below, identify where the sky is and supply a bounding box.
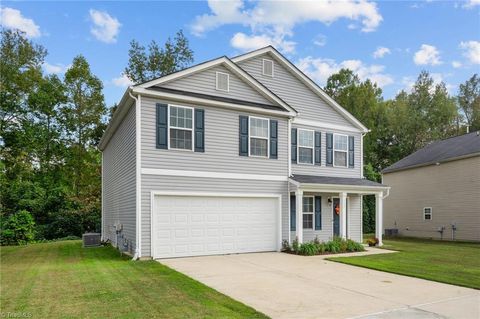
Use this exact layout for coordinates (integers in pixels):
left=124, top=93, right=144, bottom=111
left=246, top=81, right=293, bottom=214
left=1, top=1, right=479, bottom=107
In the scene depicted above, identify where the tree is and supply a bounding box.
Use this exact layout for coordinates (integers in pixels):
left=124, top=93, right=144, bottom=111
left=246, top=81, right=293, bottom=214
left=458, top=74, right=480, bottom=131
left=124, top=30, right=194, bottom=84
left=61, top=55, right=106, bottom=200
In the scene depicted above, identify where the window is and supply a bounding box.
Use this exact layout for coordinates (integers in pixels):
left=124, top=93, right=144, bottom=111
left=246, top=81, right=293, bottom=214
left=169, top=105, right=193, bottom=150
left=298, top=129, right=314, bottom=164
left=333, top=134, right=348, bottom=167
left=262, top=59, right=274, bottom=77
left=303, top=196, right=314, bottom=229
left=249, top=117, right=269, bottom=157
left=423, top=207, right=432, bottom=220
left=216, top=72, right=229, bottom=91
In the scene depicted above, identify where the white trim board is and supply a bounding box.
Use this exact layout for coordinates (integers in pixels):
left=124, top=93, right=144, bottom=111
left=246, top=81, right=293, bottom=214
left=142, top=168, right=289, bottom=181
left=293, top=118, right=362, bottom=133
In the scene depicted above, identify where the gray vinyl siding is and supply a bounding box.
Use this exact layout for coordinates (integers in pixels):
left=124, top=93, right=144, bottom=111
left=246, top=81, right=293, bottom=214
left=292, top=124, right=362, bottom=178
left=292, top=193, right=362, bottom=243
left=140, top=175, right=289, bottom=257
left=383, top=156, right=480, bottom=242
left=161, top=65, right=271, bottom=105
left=237, top=54, right=352, bottom=126
left=141, top=96, right=288, bottom=176
left=102, top=104, right=137, bottom=253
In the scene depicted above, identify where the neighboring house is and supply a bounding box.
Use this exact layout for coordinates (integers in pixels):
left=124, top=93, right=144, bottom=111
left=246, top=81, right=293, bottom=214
left=99, top=46, right=389, bottom=259
left=382, top=131, right=480, bottom=242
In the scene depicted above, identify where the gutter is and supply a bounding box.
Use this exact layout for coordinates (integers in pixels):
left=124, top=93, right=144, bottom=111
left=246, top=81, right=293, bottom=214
left=129, top=89, right=142, bottom=261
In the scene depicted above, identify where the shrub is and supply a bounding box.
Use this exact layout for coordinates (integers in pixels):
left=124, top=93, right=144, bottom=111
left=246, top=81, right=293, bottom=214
left=298, top=242, right=318, bottom=256
left=292, top=237, right=300, bottom=253
left=1, top=210, right=36, bottom=245
left=346, top=239, right=365, bottom=252
left=282, top=239, right=291, bottom=252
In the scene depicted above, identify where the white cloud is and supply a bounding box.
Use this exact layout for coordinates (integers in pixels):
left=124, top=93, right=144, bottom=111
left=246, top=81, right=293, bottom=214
left=191, top=0, right=382, bottom=53
left=313, top=34, right=327, bottom=47
left=0, top=7, right=41, bottom=37
left=373, top=46, right=391, bottom=59
left=463, top=0, right=480, bottom=8
left=452, top=61, right=462, bottom=68
left=413, top=44, right=442, bottom=65
left=230, top=32, right=295, bottom=54
left=89, top=9, right=121, bottom=44
left=296, top=56, right=394, bottom=88
left=460, top=41, right=480, bottom=64
left=43, top=62, right=70, bottom=74
left=112, top=74, right=133, bottom=87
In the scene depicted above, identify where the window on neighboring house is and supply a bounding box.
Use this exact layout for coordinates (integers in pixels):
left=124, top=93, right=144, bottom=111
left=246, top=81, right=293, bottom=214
left=423, top=207, right=432, bottom=220
left=216, top=72, right=229, bottom=92
left=249, top=117, right=269, bottom=157
left=334, top=134, right=348, bottom=167
left=169, top=105, right=193, bottom=150
left=298, top=129, right=314, bottom=164
left=262, top=59, right=274, bottom=77
left=303, top=196, right=314, bottom=229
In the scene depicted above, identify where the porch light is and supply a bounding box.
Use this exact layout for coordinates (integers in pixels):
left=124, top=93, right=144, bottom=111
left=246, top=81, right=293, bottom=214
left=328, top=197, right=332, bottom=206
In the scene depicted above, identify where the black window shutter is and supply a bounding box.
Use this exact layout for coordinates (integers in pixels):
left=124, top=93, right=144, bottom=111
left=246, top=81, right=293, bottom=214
left=194, top=109, right=205, bottom=152
left=314, top=196, right=322, bottom=230
left=290, top=195, right=296, bottom=231
left=314, top=131, right=321, bottom=165
left=239, top=116, right=249, bottom=156
left=156, top=103, right=168, bottom=149
left=326, top=133, right=333, bottom=166
left=348, top=136, right=354, bottom=168
left=270, top=120, right=278, bottom=159
left=291, top=128, right=297, bottom=163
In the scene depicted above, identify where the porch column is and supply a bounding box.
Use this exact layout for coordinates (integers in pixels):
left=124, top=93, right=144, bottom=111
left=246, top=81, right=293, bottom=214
left=375, top=192, right=384, bottom=246
left=339, top=192, right=347, bottom=239
left=295, top=189, right=303, bottom=243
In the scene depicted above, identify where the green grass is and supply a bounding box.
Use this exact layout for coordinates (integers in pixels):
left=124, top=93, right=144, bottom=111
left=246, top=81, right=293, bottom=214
left=0, top=240, right=268, bottom=319
left=328, top=237, right=480, bottom=289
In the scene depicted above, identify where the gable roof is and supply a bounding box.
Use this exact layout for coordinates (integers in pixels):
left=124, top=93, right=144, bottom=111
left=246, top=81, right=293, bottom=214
left=231, top=46, right=369, bottom=133
left=135, top=55, right=297, bottom=115
left=382, top=131, right=480, bottom=174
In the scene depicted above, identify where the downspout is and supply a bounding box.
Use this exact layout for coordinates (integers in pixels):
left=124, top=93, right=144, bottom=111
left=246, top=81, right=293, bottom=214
left=288, top=118, right=292, bottom=177
left=101, top=152, right=104, bottom=241
left=129, top=89, right=142, bottom=260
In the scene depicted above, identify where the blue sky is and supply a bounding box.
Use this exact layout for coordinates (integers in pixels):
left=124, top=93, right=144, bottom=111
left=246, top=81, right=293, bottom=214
left=1, top=1, right=479, bottom=106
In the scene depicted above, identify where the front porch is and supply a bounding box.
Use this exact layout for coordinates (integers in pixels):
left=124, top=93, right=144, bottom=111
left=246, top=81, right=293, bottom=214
left=289, top=175, right=390, bottom=246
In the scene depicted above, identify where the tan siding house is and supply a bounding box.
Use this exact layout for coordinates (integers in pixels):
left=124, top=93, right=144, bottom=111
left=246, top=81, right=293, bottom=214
left=383, top=132, right=480, bottom=242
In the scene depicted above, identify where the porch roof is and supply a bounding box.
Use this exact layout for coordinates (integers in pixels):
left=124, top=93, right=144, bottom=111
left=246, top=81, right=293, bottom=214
left=289, top=174, right=389, bottom=194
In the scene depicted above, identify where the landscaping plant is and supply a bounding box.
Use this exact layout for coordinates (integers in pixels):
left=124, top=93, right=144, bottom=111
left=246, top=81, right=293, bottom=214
left=282, top=237, right=365, bottom=256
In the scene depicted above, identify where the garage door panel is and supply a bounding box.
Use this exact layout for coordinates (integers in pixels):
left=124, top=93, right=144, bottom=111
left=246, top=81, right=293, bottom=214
left=153, top=195, right=278, bottom=258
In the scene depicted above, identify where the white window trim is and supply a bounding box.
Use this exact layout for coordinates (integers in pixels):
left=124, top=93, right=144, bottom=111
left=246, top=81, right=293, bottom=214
left=297, top=128, right=315, bottom=165
left=215, top=71, right=230, bottom=92
left=423, top=207, right=433, bottom=220
left=248, top=116, right=270, bottom=158
left=262, top=58, right=274, bottom=77
left=302, top=196, right=314, bottom=230
left=167, top=104, right=194, bottom=152
left=333, top=133, right=348, bottom=168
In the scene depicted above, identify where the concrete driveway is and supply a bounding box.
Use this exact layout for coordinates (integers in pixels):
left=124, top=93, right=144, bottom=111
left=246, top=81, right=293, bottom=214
left=160, top=251, right=479, bottom=319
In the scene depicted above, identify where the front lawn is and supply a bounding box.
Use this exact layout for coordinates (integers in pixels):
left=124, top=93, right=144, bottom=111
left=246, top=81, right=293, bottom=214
left=0, top=241, right=268, bottom=318
left=328, top=237, right=480, bottom=289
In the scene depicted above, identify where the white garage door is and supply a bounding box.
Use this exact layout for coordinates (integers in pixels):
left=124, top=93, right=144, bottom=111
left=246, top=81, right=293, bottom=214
left=152, top=194, right=279, bottom=259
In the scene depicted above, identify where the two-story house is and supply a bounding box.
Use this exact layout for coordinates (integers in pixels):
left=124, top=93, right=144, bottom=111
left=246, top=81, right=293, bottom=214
left=99, top=46, right=389, bottom=259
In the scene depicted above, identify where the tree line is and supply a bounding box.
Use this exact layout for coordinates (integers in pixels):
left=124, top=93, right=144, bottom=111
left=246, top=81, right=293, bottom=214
left=0, top=28, right=478, bottom=243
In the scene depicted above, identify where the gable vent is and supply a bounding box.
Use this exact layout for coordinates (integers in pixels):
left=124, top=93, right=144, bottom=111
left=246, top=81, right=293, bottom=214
left=262, top=59, right=274, bottom=77
left=216, top=72, right=229, bottom=92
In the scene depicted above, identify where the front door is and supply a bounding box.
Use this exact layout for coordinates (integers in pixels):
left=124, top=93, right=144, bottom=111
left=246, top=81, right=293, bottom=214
left=333, top=198, right=340, bottom=237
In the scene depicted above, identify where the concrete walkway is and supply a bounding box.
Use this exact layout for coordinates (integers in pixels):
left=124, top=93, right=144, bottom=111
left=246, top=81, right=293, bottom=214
left=160, top=251, right=479, bottom=319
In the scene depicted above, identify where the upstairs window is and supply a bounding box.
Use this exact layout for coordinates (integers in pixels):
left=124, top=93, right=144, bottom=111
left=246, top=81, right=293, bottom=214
left=262, top=59, right=274, bottom=77
left=169, top=105, right=193, bottom=150
left=249, top=117, right=269, bottom=157
left=423, top=207, right=432, bottom=220
left=216, top=72, right=229, bottom=92
left=333, top=134, right=348, bottom=167
left=298, top=129, right=314, bottom=164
